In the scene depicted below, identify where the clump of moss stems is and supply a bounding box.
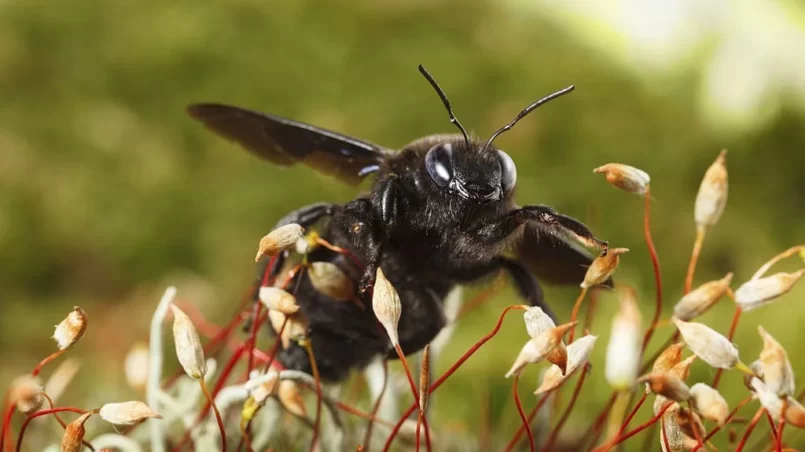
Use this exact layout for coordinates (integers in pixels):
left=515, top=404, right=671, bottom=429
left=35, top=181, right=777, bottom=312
left=3, top=150, right=804, bottom=451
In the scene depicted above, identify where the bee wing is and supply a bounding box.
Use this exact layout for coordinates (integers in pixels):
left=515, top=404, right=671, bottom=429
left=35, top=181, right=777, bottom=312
left=518, top=225, right=613, bottom=287
left=187, top=103, right=390, bottom=186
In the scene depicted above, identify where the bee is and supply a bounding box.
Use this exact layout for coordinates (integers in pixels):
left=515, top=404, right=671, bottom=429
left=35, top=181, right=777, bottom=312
left=187, top=65, right=609, bottom=382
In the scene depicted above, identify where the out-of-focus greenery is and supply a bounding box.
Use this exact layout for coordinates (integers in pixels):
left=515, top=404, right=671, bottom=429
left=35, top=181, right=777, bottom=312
left=2, top=0, right=804, bottom=449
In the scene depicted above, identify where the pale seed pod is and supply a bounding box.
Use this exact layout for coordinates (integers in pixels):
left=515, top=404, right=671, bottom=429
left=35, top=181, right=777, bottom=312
left=419, top=345, right=430, bottom=412
left=757, top=326, right=795, bottom=397
left=61, top=412, right=93, bottom=452
left=581, top=248, right=629, bottom=288
left=669, top=356, right=697, bottom=382
left=372, top=267, right=402, bottom=347
left=659, top=403, right=689, bottom=452
left=505, top=322, right=574, bottom=378
left=308, top=261, right=356, bottom=301
left=255, top=223, right=304, bottom=261
left=654, top=394, right=670, bottom=415
left=286, top=311, right=309, bottom=344
left=534, top=335, right=597, bottom=395
left=542, top=322, right=576, bottom=374
left=9, top=375, right=44, bottom=414
left=605, top=292, right=643, bottom=390
left=673, top=407, right=706, bottom=447
left=250, top=371, right=279, bottom=406
left=750, top=377, right=780, bottom=415
left=652, top=343, right=685, bottom=373
left=672, top=318, right=739, bottom=369
left=689, top=383, right=729, bottom=425
left=258, top=287, right=300, bottom=315
left=545, top=343, right=568, bottom=376
left=672, top=273, right=734, bottom=321
left=267, top=309, right=291, bottom=349
left=53, top=306, right=88, bottom=350
left=593, top=163, right=651, bottom=195
left=749, top=377, right=803, bottom=426
left=170, top=304, right=207, bottom=380
left=638, top=373, right=691, bottom=402
left=523, top=306, right=556, bottom=339
left=506, top=339, right=547, bottom=378
left=785, top=399, right=805, bottom=429
left=99, top=401, right=162, bottom=426
left=694, top=149, right=728, bottom=228
left=278, top=379, right=307, bottom=418
left=734, top=270, right=805, bottom=311
left=124, top=342, right=149, bottom=392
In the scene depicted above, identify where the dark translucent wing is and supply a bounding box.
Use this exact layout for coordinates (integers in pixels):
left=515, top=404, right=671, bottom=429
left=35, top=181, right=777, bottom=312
left=518, top=225, right=613, bottom=287
left=187, top=103, right=389, bottom=185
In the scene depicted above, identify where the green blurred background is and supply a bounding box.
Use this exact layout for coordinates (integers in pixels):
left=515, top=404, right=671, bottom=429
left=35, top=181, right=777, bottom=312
left=2, top=0, right=805, bottom=449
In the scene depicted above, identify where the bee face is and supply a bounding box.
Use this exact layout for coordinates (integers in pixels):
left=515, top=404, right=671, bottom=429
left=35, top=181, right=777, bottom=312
left=423, top=140, right=517, bottom=203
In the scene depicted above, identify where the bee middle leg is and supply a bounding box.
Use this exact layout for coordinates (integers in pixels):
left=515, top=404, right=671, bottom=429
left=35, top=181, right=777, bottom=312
left=329, top=198, right=386, bottom=292
left=456, top=258, right=555, bottom=321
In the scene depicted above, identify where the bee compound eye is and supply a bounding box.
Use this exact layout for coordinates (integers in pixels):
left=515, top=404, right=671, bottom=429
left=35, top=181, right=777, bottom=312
left=424, top=143, right=453, bottom=188
left=498, top=150, right=517, bottom=192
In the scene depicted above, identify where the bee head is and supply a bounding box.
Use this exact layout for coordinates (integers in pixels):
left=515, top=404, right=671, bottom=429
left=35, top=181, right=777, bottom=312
left=417, top=64, right=573, bottom=204
left=423, top=140, right=515, bottom=203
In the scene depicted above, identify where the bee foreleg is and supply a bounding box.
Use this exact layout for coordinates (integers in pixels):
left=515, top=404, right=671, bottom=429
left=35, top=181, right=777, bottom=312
left=469, top=205, right=607, bottom=254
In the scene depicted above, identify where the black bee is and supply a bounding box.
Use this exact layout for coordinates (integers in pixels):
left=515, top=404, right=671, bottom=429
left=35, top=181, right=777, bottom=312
left=187, top=66, right=608, bottom=382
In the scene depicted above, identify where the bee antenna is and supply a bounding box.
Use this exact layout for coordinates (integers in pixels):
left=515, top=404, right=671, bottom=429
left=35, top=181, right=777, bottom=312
left=418, top=64, right=471, bottom=148
left=483, top=85, right=575, bottom=152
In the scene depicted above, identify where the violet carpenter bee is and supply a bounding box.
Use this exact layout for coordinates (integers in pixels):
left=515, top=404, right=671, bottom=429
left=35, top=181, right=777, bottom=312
left=187, top=65, right=609, bottom=382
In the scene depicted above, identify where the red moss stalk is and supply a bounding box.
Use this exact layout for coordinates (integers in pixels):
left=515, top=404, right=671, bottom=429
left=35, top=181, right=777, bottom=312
left=16, top=407, right=88, bottom=452
left=416, top=346, right=431, bottom=452
left=1, top=403, right=14, bottom=452
left=568, top=287, right=588, bottom=344
left=302, top=340, right=323, bottom=452
left=642, top=188, right=663, bottom=348
left=173, top=345, right=246, bottom=452
left=503, top=392, right=552, bottom=452
left=261, top=316, right=288, bottom=372
left=599, top=391, right=647, bottom=452
left=735, top=407, right=765, bottom=452
left=591, top=402, right=673, bottom=451
left=684, top=225, right=706, bottom=294
left=246, top=302, right=264, bottom=375
left=584, top=289, right=599, bottom=333
left=688, top=401, right=705, bottom=449
left=31, top=349, right=67, bottom=378
left=383, top=305, right=526, bottom=452
left=582, top=393, right=618, bottom=449
left=454, top=272, right=504, bottom=321
left=393, top=344, right=431, bottom=452
left=362, top=360, right=388, bottom=451
left=199, top=379, right=226, bottom=452
left=543, top=365, right=590, bottom=449
left=315, top=237, right=365, bottom=270
left=712, top=305, right=742, bottom=389
left=512, top=374, right=535, bottom=452
left=660, top=417, right=672, bottom=451
left=39, top=393, right=94, bottom=451
left=690, top=395, right=752, bottom=452
left=334, top=400, right=394, bottom=427
left=775, top=417, right=785, bottom=452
